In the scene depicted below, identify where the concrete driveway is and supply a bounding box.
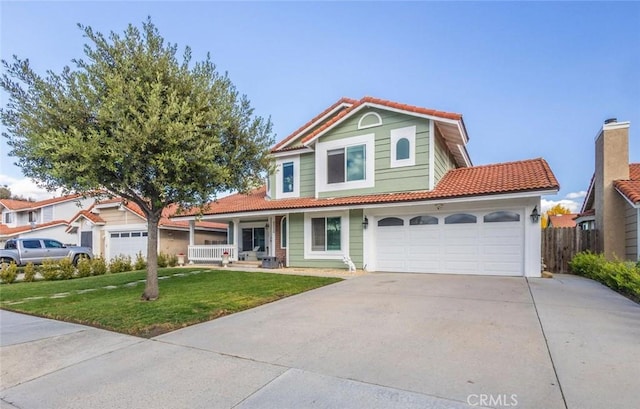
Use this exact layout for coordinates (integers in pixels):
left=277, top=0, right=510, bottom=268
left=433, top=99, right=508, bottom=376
left=1, top=273, right=638, bottom=409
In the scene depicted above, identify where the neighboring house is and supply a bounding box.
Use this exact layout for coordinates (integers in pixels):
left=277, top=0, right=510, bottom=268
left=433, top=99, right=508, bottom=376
left=577, top=119, right=639, bottom=261
left=65, top=199, right=227, bottom=261
left=547, top=214, right=578, bottom=228
left=0, top=194, right=94, bottom=246
left=173, top=96, right=559, bottom=277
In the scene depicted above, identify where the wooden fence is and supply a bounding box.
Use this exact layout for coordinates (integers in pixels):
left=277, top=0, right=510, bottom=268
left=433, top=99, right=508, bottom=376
left=541, top=228, right=599, bottom=273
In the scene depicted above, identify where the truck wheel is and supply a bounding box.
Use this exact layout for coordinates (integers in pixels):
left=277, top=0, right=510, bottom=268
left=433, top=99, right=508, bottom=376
left=72, top=255, right=86, bottom=266
left=0, top=257, right=14, bottom=266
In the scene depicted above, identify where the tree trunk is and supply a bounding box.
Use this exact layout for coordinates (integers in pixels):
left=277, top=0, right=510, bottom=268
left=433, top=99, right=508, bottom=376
left=141, top=214, right=160, bottom=300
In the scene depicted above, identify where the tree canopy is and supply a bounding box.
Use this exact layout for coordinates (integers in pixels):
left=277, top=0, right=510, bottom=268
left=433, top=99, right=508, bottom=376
left=1, top=18, right=274, bottom=299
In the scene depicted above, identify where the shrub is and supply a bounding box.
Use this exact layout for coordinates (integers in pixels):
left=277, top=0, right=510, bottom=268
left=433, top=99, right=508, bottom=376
left=76, top=257, right=92, bottom=278
left=167, top=254, right=178, bottom=267
left=23, top=262, right=36, bottom=282
left=58, top=257, right=75, bottom=280
left=109, top=255, right=132, bottom=274
left=134, top=252, right=146, bottom=270
left=570, top=251, right=640, bottom=299
left=41, top=259, right=60, bottom=281
left=0, top=261, right=18, bottom=284
left=91, top=257, right=108, bottom=276
left=157, top=252, right=168, bottom=268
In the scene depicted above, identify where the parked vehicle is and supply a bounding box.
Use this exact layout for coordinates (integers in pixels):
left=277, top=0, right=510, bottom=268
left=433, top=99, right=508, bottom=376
left=0, top=238, right=92, bottom=266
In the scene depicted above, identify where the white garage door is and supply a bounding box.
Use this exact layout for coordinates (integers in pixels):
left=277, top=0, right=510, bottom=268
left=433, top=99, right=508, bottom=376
left=375, top=211, right=523, bottom=276
left=108, top=231, right=148, bottom=261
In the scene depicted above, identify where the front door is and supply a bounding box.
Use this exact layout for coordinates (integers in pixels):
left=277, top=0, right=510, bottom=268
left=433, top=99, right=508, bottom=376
left=81, top=231, right=93, bottom=249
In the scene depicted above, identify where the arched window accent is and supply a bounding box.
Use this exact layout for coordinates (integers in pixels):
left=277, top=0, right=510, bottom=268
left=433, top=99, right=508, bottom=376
left=396, top=138, right=410, bottom=160
left=444, top=213, right=477, bottom=224
left=410, top=215, right=438, bottom=225
left=280, top=216, right=288, bottom=248
left=378, top=217, right=404, bottom=227
left=483, top=211, right=520, bottom=223
left=357, top=112, right=383, bottom=129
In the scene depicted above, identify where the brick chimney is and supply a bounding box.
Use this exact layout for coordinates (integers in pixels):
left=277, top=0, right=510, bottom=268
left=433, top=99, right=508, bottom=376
left=594, top=118, right=630, bottom=259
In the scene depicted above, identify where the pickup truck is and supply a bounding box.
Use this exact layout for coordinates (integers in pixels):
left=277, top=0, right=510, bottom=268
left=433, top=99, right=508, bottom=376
left=0, top=238, right=93, bottom=266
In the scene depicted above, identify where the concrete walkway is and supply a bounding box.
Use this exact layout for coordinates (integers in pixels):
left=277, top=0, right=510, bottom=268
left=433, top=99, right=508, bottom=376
left=1, top=273, right=638, bottom=409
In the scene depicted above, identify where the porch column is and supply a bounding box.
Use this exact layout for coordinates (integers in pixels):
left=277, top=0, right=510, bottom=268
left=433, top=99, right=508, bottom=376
left=232, top=218, right=240, bottom=260
left=189, top=220, right=195, bottom=245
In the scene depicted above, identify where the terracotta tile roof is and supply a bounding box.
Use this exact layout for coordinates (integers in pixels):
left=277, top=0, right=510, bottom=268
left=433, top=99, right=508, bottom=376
left=575, top=209, right=595, bottom=218
left=0, top=194, right=84, bottom=211
left=0, top=220, right=69, bottom=236
left=613, top=163, right=640, bottom=204
left=175, top=158, right=558, bottom=218
left=271, top=97, right=357, bottom=152
left=548, top=214, right=578, bottom=228
left=271, top=96, right=464, bottom=153
left=68, top=207, right=106, bottom=225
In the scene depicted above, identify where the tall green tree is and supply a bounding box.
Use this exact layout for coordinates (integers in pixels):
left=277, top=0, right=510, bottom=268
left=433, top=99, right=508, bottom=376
left=1, top=19, right=273, bottom=300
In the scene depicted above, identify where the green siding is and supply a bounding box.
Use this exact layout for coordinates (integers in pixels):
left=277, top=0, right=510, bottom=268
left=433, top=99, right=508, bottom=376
left=317, top=109, right=431, bottom=198
left=299, top=153, right=315, bottom=197
left=287, top=210, right=364, bottom=270
left=433, top=127, right=456, bottom=184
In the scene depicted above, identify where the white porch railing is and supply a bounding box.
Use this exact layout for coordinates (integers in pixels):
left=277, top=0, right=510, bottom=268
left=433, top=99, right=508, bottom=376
left=188, top=245, right=236, bottom=263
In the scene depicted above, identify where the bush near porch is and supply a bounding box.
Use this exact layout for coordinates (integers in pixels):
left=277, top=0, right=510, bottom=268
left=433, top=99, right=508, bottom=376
left=569, top=251, right=640, bottom=301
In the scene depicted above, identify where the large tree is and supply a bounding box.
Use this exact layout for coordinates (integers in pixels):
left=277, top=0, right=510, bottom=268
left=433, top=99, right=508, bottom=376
left=1, top=19, right=273, bottom=300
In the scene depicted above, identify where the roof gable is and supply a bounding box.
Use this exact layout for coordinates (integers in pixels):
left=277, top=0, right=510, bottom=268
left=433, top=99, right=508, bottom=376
left=0, top=194, right=84, bottom=212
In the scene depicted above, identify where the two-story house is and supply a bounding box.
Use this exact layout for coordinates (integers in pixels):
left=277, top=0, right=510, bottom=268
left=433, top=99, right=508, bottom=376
left=0, top=194, right=95, bottom=246
left=173, top=97, right=559, bottom=277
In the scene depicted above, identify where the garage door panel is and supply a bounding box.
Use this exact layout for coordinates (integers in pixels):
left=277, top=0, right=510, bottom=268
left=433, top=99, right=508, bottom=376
left=374, top=211, right=524, bottom=276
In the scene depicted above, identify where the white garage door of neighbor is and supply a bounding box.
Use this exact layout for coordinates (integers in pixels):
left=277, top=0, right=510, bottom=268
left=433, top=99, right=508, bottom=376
left=108, top=231, right=148, bottom=261
left=375, top=210, right=524, bottom=276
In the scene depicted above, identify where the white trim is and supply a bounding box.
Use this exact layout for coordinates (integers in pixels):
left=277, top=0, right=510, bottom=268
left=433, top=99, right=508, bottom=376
left=458, top=144, right=472, bottom=167
left=270, top=147, right=314, bottom=158
left=303, top=210, right=349, bottom=260
left=637, top=208, right=640, bottom=260
left=615, top=186, right=640, bottom=208
left=315, top=133, right=375, bottom=194
left=390, top=125, right=416, bottom=168
left=278, top=102, right=353, bottom=150
left=285, top=213, right=290, bottom=266
left=429, top=120, right=435, bottom=190
left=275, top=156, right=300, bottom=199
left=357, top=112, right=383, bottom=129
left=303, top=102, right=465, bottom=147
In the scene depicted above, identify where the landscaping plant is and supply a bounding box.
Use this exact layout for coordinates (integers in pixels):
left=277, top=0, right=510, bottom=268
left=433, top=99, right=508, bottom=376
left=40, top=259, right=60, bottom=281
left=91, top=257, right=108, bottom=276
left=0, top=261, right=18, bottom=284
left=570, top=251, right=640, bottom=300
left=23, top=262, right=36, bottom=282
left=58, top=257, right=76, bottom=280
left=134, top=252, right=146, bottom=271
left=76, top=257, right=92, bottom=278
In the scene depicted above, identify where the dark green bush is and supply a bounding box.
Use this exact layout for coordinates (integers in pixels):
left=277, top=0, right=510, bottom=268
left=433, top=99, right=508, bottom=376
left=0, top=261, right=18, bottom=284
left=91, top=257, right=107, bottom=276
left=76, top=257, right=92, bottom=278
left=109, top=255, right=132, bottom=274
left=58, top=257, right=75, bottom=280
left=157, top=252, right=168, bottom=268
left=23, top=262, right=36, bottom=282
left=167, top=254, right=178, bottom=267
left=570, top=251, right=640, bottom=298
left=40, top=259, right=60, bottom=281
left=134, top=252, right=146, bottom=270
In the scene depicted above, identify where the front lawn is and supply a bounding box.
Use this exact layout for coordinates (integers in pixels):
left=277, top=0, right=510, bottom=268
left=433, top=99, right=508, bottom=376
left=0, top=268, right=342, bottom=337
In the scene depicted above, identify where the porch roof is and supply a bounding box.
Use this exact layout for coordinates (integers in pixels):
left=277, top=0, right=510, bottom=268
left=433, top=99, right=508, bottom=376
left=173, top=158, right=559, bottom=218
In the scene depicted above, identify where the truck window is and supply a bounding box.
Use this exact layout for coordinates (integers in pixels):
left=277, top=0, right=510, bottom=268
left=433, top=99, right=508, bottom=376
left=22, top=240, right=42, bottom=249
left=44, top=239, right=64, bottom=248
left=5, top=241, right=17, bottom=250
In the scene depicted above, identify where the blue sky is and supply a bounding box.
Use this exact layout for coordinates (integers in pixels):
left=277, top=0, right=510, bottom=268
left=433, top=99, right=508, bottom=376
left=1, top=1, right=639, bottom=211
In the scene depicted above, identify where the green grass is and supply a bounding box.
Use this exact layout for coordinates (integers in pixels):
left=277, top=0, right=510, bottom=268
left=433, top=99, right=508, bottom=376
left=0, top=268, right=342, bottom=337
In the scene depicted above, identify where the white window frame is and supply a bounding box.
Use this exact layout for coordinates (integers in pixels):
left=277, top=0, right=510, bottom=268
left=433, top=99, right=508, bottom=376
left=390, top=125, right=416, bottom=168
left=280, top=216, right=287, bottom=249
left=316, top=134, right=375, bottom=194
left=4, top=212, right=13, bottom=224
left=357, top=112, right=383, bottom=129
left=303, top=210, right=349, bottom=260
left=275, top=156, right=300, bottom=199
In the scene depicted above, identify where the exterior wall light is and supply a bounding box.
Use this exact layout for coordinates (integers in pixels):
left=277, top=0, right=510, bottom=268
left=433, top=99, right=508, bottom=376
left=530, top=206, right=541, bottom=223
left=362, top=217, right=369, bottom=229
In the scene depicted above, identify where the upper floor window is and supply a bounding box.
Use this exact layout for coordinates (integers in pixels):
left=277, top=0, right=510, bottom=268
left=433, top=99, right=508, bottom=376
left=357, top=112, right=383, bottom=129
left=282, top=162, right=294, bottom=193
left=28, top=211, right=37, bottom=223
left=4, top=212, right=12, bottom=224
left=276, top=156, right=299, bottom=198
left=316, top=134, right=375, bottom=193
left=328, top=145, right=366, bottom=184
left=390, top=125, right=416, bottom=168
